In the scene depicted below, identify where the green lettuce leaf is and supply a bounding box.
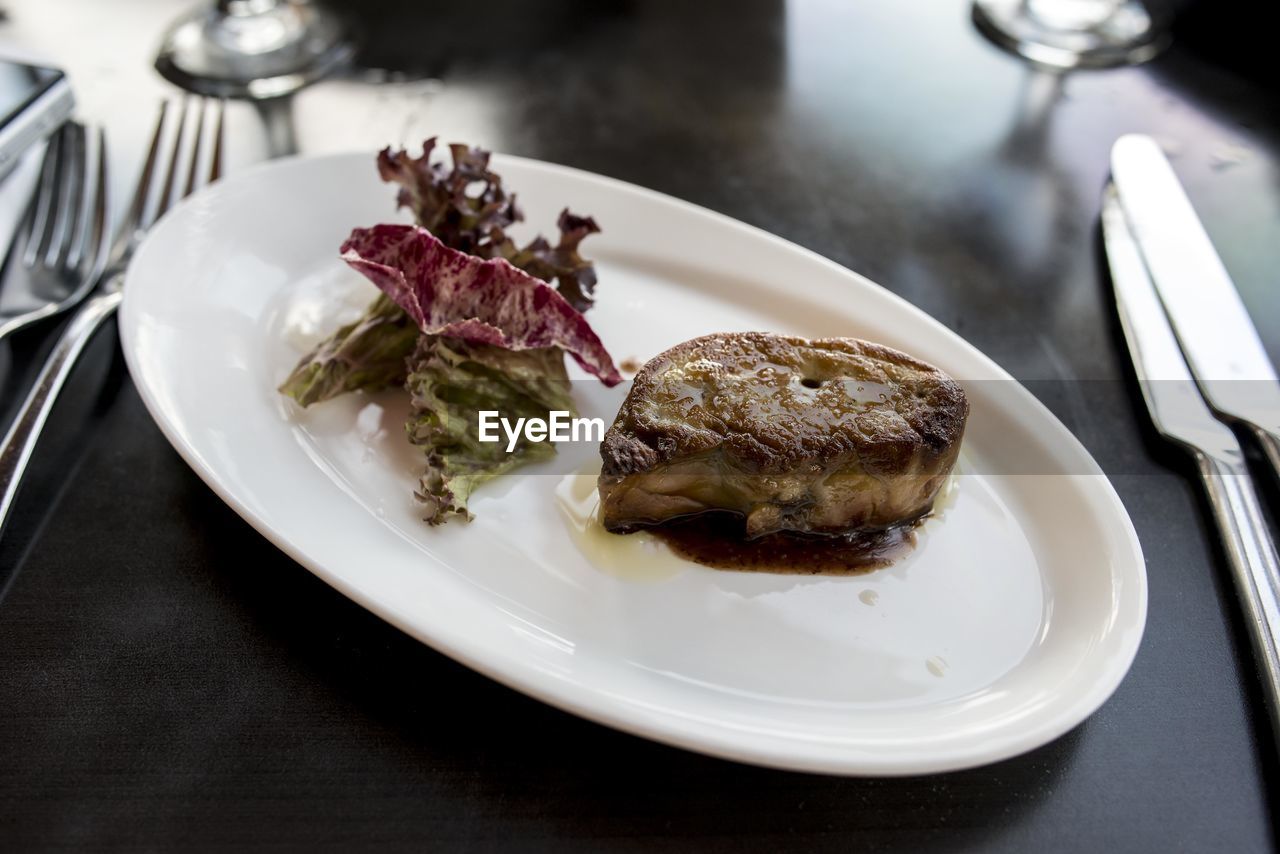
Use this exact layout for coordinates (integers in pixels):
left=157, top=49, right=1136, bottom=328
left=404, top=335, right=575, bottom=523
left=278, top=293, right=417, bottom=407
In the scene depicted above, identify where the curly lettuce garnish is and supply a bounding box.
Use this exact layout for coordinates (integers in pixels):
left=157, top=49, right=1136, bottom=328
left=377, top=139, right=600, bottom=312
left=335, top=224, right=620, bottom=522
left=377, top=140, right=520, bottom=258
left=501, top=209, right=600, bottom=315
left=281, top=140, right=605, bottom=408
left=280, top=139, right=617, bottom=523
left=339, top=224, right=621, bottom=386
left=405, top=336, right=574, bottom=521
left=278, top=293, right=417, bottom=406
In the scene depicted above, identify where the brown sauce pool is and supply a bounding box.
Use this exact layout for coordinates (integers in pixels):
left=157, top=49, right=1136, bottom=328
left=646, top=512, right=920, bottom=575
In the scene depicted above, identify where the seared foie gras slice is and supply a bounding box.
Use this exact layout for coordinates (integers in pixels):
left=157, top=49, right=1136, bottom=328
left=598, top=332, right=968, bottom=538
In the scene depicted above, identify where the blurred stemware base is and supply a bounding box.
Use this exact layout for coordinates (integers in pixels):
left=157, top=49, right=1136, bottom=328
left=972, top=0, right=1169, bottom=69
left=155, top=0, right=353, bottom=100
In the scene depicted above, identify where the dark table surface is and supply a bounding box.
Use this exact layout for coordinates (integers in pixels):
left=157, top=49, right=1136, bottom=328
left=2, top=0, right=1278, bottom=850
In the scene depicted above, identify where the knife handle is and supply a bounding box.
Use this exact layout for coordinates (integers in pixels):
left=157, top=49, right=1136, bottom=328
left=1196, top=449, right=1280, bottom=741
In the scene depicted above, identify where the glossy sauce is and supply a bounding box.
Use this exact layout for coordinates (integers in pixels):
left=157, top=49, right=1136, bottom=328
left=557, top=462, right=961, bottom=578
left=649, top=512, right=919, bottom=575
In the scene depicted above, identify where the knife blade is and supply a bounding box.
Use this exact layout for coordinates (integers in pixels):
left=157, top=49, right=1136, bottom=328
left=1102, top=184, right=1280, bottom=751
left=1111, top=133, right=1280, bottom=477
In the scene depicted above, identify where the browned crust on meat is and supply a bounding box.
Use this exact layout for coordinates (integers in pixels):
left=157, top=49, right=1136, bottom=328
left=600, top=331, right=968, bottom=480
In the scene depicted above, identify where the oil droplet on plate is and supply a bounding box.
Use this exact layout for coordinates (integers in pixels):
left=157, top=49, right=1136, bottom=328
left=926, top=656, right=948, bottom=678
left=859, top=589, right=879, bottom=606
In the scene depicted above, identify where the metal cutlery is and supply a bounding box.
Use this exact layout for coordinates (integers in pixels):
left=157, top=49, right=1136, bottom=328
left=1111, top=134, right=1280, bottom=482
left=0, top=144, right=47, bottom=290
left=0, top=98, right=225, bottom=540
left=0, top=121, right=107, bottom=342
left=1103, top=165, right=1280, bottom=745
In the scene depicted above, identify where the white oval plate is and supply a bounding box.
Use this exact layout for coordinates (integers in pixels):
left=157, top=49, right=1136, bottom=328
left=120, top=153, right=1145, bottom=776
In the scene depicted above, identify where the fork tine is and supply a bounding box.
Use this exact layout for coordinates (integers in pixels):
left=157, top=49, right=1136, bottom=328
left=150, top=98, right=190, bottom=223
left=106, top=101, right=168, bottom=267
left=209, top=99, right=226, bottom=184
left=182, top=99, right=207, bottom=199
left=177, top=99, right=224, bottom=203
left=66, top=128, right=107, bottom=274
left=89, top=127, right=109, bottom=271
left=22, top=127, right=65, bottom=268
left=43, top=123, right=86, bottom=269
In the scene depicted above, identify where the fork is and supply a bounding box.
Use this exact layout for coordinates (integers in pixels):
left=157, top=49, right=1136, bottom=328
left=0, top=98, right=225, bottom=539
left=0, top=122, right=108, bottom=342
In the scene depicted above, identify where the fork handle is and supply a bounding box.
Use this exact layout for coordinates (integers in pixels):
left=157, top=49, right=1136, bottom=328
left=0, top=288, right=124, bottom=539
left=1196, top=449, right=1280, bottom=745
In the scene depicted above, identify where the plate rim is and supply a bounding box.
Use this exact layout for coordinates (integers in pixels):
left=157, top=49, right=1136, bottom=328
left=120, top=150, right=1147, bottom=776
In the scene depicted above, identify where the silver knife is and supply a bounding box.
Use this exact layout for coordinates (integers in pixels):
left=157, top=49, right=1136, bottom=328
left=1102, top=185, right=1280, bottom=744
left=1111, top=134, right=1280, bottom=479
